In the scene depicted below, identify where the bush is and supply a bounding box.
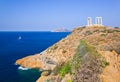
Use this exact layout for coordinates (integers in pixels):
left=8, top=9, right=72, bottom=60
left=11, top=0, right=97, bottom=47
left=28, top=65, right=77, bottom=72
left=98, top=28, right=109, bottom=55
left=100, top=34, right=107, bottom=36
left=101, top=30, right=107, bottom=33
left=101, top=59, right=109, bottom=68
left=60, top=62, right=72, bottom=77
left=107, top=29, right=114, bottom=33
left=85, top=31, right=93, bottom=35
left=114, top=30, right=120, bottom=32
left=52, top=61, right=71, bottom=77
left=62, top=50, right=67, bottom=53
left=53, top=44, right=58, bottom=50
left=67, top=80, right=72, bottom=82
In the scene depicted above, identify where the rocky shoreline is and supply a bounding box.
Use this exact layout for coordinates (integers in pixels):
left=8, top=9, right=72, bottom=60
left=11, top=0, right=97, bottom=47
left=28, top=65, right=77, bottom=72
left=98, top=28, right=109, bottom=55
left=16, top=26, right=120, bottom=82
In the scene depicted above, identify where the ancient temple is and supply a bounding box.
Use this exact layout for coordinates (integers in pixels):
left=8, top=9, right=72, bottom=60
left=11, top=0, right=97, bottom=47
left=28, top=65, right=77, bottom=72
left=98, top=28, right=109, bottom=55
left=87, top=17, right=103, bottom=26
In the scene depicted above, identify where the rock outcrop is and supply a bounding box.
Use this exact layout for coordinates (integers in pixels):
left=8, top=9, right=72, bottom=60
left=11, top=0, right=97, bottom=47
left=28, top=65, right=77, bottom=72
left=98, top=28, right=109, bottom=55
left=16, top=26, right=120, bottom=82
left=99, top=51, right=120, bottom=82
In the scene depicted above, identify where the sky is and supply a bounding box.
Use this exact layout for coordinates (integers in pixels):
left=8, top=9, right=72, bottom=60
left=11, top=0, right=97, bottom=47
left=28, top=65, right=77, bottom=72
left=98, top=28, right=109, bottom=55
left=0, top=0, right=120, bottom=31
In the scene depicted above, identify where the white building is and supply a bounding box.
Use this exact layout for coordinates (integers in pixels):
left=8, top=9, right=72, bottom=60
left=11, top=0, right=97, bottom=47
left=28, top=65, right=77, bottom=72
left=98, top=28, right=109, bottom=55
left=87, top=17, right=103, bottom=26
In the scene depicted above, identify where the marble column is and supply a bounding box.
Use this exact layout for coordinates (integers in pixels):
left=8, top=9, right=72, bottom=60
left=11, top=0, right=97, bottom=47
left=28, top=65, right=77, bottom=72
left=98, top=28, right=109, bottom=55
left=87, top=17, right=92, bottom=26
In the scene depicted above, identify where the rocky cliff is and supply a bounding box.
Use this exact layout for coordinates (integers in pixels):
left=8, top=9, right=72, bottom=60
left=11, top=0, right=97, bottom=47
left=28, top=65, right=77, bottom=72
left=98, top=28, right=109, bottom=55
left=16, top=26, right=120, bottom=82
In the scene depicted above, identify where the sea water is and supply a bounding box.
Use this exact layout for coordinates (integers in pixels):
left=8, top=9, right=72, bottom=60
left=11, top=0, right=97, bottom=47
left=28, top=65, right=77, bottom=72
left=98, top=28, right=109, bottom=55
left=0, top=32, right=70, bottom=82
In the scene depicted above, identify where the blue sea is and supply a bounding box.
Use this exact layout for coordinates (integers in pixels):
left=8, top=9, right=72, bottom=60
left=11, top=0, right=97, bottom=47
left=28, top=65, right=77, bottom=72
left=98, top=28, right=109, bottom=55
left=0, top=32, right=70, bottom=82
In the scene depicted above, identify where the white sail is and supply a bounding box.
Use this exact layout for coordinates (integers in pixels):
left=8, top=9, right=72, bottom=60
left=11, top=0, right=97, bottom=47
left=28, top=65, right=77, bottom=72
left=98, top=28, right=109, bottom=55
left=18, top=36, right=22, bottom=40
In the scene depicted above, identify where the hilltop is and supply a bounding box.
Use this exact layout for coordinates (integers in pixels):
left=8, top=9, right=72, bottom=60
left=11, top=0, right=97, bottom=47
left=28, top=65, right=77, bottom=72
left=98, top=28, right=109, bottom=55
left=16, top=26, right=120, bottom=82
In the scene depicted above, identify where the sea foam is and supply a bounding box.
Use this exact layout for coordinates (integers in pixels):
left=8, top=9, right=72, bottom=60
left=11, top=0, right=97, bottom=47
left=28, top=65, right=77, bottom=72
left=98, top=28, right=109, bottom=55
left=18, top=66, right=30, bottom=70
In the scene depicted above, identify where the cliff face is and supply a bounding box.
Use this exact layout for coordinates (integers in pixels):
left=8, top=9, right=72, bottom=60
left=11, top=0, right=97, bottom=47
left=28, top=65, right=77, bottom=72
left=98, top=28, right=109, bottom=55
left=16, top=26, right=120, bottom=82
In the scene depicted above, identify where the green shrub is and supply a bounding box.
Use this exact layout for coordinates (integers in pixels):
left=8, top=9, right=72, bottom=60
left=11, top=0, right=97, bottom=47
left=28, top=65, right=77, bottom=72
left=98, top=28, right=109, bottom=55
left=101, top=59, right=109, bottom=68
left=100, top=34, right=107, bottom=36
left=62, top=50, right=67, bottom=53
left=67, top=80, right=72, bottom=82
left=107, top=30, right=114, bottom=33
left=60, top=62, right=72, bottom=77
left=53, top=45, right=58, bottom=50
left=113, top=30, right=120, bottom=32
left=85, top=31, right=92, bottom=35
left=101, top=30, right=107, bottom=33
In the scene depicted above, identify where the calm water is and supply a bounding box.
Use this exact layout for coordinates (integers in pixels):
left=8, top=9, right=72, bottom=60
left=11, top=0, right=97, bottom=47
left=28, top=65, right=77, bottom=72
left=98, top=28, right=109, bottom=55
left=0, top=32, right=70, bottom=82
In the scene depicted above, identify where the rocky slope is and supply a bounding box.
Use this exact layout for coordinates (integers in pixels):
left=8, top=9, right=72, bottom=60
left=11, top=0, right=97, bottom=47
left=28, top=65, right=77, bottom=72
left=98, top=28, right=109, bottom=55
left=16, top=26, right=120, bottom=82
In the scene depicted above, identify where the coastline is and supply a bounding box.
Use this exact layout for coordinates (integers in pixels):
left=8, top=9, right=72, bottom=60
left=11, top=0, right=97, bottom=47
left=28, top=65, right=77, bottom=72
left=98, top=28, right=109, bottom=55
left=16, top=26, right=120, bottom=82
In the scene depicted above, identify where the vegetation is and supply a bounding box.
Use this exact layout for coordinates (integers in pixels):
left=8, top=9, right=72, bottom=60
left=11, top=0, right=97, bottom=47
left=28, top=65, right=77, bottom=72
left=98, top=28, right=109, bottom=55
left=53, top=44, right=58, bottom=50
left=67, top=80, right=72, bottom=82
left=71, top=40, right=109, bottom=82
left=100, top=29, right=107, bottom=33
left=52, top=62, right=72, bottom=76
left=101, top=59, right=110, bottom=68
left=62, top=50, right=67, bottom=53
left=113, top=30, right=120, bottom=32
left=52, top=40, right=110, bottom=82
left=17, top=26, right=120, bottom=82
left=100, top=33, right=107, bottom=36
left=85, top=31, right=93, bottom=35
left=108, top=29, right=120, bottom=33
left=71, top=40, right=100, bottom=70
left=60, top=62, right=72, bottom=77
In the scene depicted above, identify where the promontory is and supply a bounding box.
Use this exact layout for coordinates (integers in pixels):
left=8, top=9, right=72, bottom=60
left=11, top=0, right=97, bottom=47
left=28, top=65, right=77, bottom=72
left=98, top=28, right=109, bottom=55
left=16, top=25, right=120, bottom=82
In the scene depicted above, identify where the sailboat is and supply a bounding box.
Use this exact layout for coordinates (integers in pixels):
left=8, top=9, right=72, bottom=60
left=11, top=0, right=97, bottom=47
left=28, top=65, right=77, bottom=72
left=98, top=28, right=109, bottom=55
left=18, top=36, right=22, bottom=40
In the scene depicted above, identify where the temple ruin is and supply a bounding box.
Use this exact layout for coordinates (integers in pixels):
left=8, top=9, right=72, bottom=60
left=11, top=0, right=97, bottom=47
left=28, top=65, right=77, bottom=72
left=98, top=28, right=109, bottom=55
left=87, top=17, right=103, bottom=26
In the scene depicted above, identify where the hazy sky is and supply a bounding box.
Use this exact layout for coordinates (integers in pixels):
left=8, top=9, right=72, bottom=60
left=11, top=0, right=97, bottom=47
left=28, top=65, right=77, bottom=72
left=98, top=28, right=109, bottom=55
left=0, top=0, right=120, bottom=31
